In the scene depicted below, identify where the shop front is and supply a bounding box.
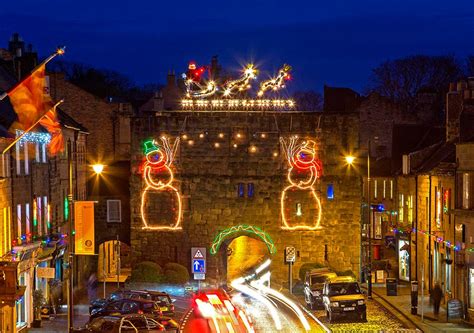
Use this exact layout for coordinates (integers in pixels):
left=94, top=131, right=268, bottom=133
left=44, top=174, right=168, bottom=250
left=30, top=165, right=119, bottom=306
left=398, top=239, right=410, bottom=281
left=13, top=242, right=40, bottom=330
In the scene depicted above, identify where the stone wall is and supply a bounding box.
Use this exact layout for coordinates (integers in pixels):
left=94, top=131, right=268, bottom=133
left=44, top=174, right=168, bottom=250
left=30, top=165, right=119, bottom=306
left=130, top=111, right=362, bottom=285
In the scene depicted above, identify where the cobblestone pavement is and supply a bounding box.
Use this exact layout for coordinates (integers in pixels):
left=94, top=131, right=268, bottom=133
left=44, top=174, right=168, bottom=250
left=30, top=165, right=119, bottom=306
left=311, top=298, right=411, bottom=332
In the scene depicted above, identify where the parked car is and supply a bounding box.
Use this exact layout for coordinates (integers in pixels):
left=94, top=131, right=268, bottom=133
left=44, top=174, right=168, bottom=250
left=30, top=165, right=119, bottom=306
left=90, top=299, right=162, bottom=319
left=72, top=314, right=179, bottom=332
left=303, top=268, right=337, bottom=309
left=322, top=276, right=367, bottom=323
left=90, top=290, right=175, bottom=316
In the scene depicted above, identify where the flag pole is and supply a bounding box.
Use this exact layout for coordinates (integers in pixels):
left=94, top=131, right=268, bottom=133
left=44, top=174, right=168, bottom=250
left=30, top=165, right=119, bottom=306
left=0, top=46, right=66, bottom=101
left=2, top=100, right=63, bottom=155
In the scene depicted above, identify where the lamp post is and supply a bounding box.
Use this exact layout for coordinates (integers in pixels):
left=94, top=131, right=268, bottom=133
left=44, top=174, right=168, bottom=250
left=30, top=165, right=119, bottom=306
left=67, top=140, right=74, bottom=332
left=345, top=139, right=372, bottom=299
left=92, top=164, right=105, bottom=296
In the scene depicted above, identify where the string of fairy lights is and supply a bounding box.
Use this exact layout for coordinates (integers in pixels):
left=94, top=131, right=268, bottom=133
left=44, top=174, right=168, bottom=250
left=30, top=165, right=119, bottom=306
left=390, top=226, right=467, bottom=252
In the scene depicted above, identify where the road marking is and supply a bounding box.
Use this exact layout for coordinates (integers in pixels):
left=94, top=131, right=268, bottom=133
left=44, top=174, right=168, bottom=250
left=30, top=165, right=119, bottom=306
left=180, top=308, right=193, bottom=333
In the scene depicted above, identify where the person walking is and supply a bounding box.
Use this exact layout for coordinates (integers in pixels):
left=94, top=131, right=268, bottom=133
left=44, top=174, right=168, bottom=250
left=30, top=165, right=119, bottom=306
left=87, top=273, right=98, bottom=303
left=431, top=282, right=443, bottom=316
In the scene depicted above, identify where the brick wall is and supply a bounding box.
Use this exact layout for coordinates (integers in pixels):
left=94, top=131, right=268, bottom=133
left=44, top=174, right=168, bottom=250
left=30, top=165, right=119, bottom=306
left=130, top=111, right=362, bottom=286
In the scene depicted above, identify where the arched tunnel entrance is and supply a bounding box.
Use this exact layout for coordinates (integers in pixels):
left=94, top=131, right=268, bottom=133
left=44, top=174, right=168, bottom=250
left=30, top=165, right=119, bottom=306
left=225, top=236, right=268, bottom=283
left=211, top=225, right=276, bottom=285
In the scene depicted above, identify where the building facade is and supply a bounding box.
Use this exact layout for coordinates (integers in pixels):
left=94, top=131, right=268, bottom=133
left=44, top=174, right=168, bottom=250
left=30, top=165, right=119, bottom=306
left=130, top=110, right=362, bottom=286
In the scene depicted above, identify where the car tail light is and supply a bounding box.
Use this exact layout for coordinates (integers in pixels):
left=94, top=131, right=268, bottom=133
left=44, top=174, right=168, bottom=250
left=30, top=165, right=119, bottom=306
left=161, top=321, right=168, bottom=325
left=138, top=310, right=144, bottom=314
left=170, top=304, right=175, bottom=311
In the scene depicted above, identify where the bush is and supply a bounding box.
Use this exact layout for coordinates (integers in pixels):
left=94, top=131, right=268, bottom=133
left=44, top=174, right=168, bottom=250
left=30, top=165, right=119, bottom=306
left=163, top=263, right=190, bottom=284
left=298, top=262, right=326, bottom=281
left=130, top=261, right=163, bottom=283
left=334, top=270, right=356, bottom=278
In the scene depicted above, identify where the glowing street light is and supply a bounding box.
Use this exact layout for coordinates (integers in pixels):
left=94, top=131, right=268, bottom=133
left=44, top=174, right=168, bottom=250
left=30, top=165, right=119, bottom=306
left=345, top=155, right=356, bottom=165
left=92, top=164, right=104, bottom=175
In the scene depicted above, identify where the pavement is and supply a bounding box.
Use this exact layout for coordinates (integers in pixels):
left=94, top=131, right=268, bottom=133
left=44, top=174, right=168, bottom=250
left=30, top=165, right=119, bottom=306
left=369, top=283, right=474, bottom=332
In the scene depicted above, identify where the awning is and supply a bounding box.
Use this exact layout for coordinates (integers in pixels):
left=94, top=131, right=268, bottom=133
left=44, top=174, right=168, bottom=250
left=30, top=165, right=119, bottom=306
left=37, top=245, right=56, bottom=263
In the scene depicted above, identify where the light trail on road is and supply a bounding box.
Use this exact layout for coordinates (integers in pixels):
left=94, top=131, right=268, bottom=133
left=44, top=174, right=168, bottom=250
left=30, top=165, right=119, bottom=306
left=230, top=259, right=329, bottom=333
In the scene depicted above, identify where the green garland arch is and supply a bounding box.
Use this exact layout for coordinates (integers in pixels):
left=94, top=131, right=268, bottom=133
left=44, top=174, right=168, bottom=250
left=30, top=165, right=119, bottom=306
left=210, top=224, right=276, bottom=255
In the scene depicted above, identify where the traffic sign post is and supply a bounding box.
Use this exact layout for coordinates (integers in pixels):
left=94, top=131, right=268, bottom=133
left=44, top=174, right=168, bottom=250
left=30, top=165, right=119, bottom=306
left=191, top=248, right=206, bottom=290
left=285, top=247, right=296, bottom=294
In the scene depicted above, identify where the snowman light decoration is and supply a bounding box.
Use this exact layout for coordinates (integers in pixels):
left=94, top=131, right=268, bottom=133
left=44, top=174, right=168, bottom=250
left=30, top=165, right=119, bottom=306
left=140, top=137, right=181, bottom=230
left=280, top=136, right=323, bottom=230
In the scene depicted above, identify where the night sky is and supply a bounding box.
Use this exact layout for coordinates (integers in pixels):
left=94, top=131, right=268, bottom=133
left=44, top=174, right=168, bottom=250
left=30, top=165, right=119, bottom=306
left=1, top=0, right=473, bottom=93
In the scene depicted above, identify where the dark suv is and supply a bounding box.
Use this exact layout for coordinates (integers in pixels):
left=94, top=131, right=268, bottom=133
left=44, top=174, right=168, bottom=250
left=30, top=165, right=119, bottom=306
left=322, top=276, right=367, bottom=322
left=303, top=268, right=337, bottom=309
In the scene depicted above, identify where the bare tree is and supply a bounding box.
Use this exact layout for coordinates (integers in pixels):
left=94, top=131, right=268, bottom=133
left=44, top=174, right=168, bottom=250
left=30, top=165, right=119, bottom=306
left=366, top=55, right=463, bottom=111
left=467, top=56, right=474, bottom=77
left=293, top=90, right=323, bottom=111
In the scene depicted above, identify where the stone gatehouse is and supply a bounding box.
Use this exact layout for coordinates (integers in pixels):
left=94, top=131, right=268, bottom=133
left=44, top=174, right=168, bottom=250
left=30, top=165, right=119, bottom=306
left=130, top=110, right=362, bottom=286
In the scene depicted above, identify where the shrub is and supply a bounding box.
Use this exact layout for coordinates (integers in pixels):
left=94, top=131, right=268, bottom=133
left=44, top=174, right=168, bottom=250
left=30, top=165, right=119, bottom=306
left=130, top=261, right=163, bottom=283
left=334, top=270, right=356, bottom=278
left=163, top=263, right=190, bottom=284
left=298, top=262, right=326, bottom=281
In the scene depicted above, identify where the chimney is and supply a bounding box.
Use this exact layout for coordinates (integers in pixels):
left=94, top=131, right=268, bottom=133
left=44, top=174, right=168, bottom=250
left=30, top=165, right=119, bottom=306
left=167, top=71, right=176, bottom=87
left=446, top=80, right=464, bottom=142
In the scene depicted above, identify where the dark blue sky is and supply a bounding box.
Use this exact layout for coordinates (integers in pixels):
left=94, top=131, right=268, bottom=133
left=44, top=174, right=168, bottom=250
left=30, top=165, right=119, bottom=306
left=1, top=0, right=473, bottom=92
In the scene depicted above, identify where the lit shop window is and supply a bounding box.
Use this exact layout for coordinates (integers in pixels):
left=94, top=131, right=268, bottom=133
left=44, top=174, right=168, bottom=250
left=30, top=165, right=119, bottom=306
left=398, top=194, right=404, bottom=222
left=463, top=173, right=470, bottom=209
left=374, top=180, right=378, bottom=199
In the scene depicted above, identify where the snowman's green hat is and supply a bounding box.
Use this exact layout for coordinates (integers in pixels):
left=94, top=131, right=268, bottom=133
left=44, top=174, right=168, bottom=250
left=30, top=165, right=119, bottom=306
left=143, top=140, right=160, bottom=155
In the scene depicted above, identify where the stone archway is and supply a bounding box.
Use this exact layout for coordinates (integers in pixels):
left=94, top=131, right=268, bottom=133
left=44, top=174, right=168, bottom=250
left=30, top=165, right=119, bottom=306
left=97, top=240, right=131, bottom=282
left=210, top=225, right=275, bottom=284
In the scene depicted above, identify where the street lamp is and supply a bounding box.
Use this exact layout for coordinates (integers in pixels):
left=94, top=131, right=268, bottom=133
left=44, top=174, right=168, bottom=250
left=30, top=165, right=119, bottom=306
left=345, top=155, right=356, bottom=166
left=345, top=144, right=372, bottom=299
left=92, top=164, right=104, bottom=175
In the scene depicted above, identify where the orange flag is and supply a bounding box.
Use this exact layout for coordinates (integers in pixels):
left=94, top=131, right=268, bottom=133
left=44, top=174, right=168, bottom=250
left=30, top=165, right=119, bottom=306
left=7, top=64, right=51, bottom=129
left=7, top=64, right=64, bottom=155
left=39, top=107, right=64, bottom=155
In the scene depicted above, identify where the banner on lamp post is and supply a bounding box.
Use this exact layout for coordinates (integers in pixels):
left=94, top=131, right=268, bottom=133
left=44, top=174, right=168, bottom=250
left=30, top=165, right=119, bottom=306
left=74, top=201, right=95, bottom=255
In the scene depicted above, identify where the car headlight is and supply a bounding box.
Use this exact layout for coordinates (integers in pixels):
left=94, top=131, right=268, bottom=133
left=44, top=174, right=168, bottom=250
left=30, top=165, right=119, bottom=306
left=357, top=300, right=365, bottom=305
left=330, top=302, right=339, bottom=307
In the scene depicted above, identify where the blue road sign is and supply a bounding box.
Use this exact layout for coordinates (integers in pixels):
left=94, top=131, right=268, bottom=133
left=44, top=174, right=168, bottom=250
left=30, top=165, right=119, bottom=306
left=192, top=259, right=206, bottom=273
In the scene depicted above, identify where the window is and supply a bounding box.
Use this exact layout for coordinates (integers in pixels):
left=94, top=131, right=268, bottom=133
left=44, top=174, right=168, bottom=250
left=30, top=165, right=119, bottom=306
left=15, top=142, right=20, bottom=175
left=0, top=207, right=11, bottom=256
left=37, top=197, right=42, bottom=236
left=436, top=188, right=442, bottom=227
left=374, top=179, right=378, bottom=199
left=237, top=183, right=244, bottom=198
left=390, top=180, right=394, bottom=199
left=35, top=143, right=40, bottom=162
left=43, top=196, right=49, bottom=234
left=407, top=195, right=414, bottom=223
left=327, top=184, right=334, bottom=200
left=1, top=153, right=10, bottom=177
left=463, top=173, right=470, bottom=209
left=398, top=194, right=404, bottom=222
left=24, top=143, right=29, bottom=175
left=107, top=200, right=122, bottom=223
left=41, top=143, right=47, bottom=163
left=247, top=183, right=254, bottom=198
left=296, top=203, right=302, bottom=216
left=383, top=180, right=386, bottom=199
left=25, top=203, right=30, bottom=238
left=17, top=204, right=21, bottom=242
